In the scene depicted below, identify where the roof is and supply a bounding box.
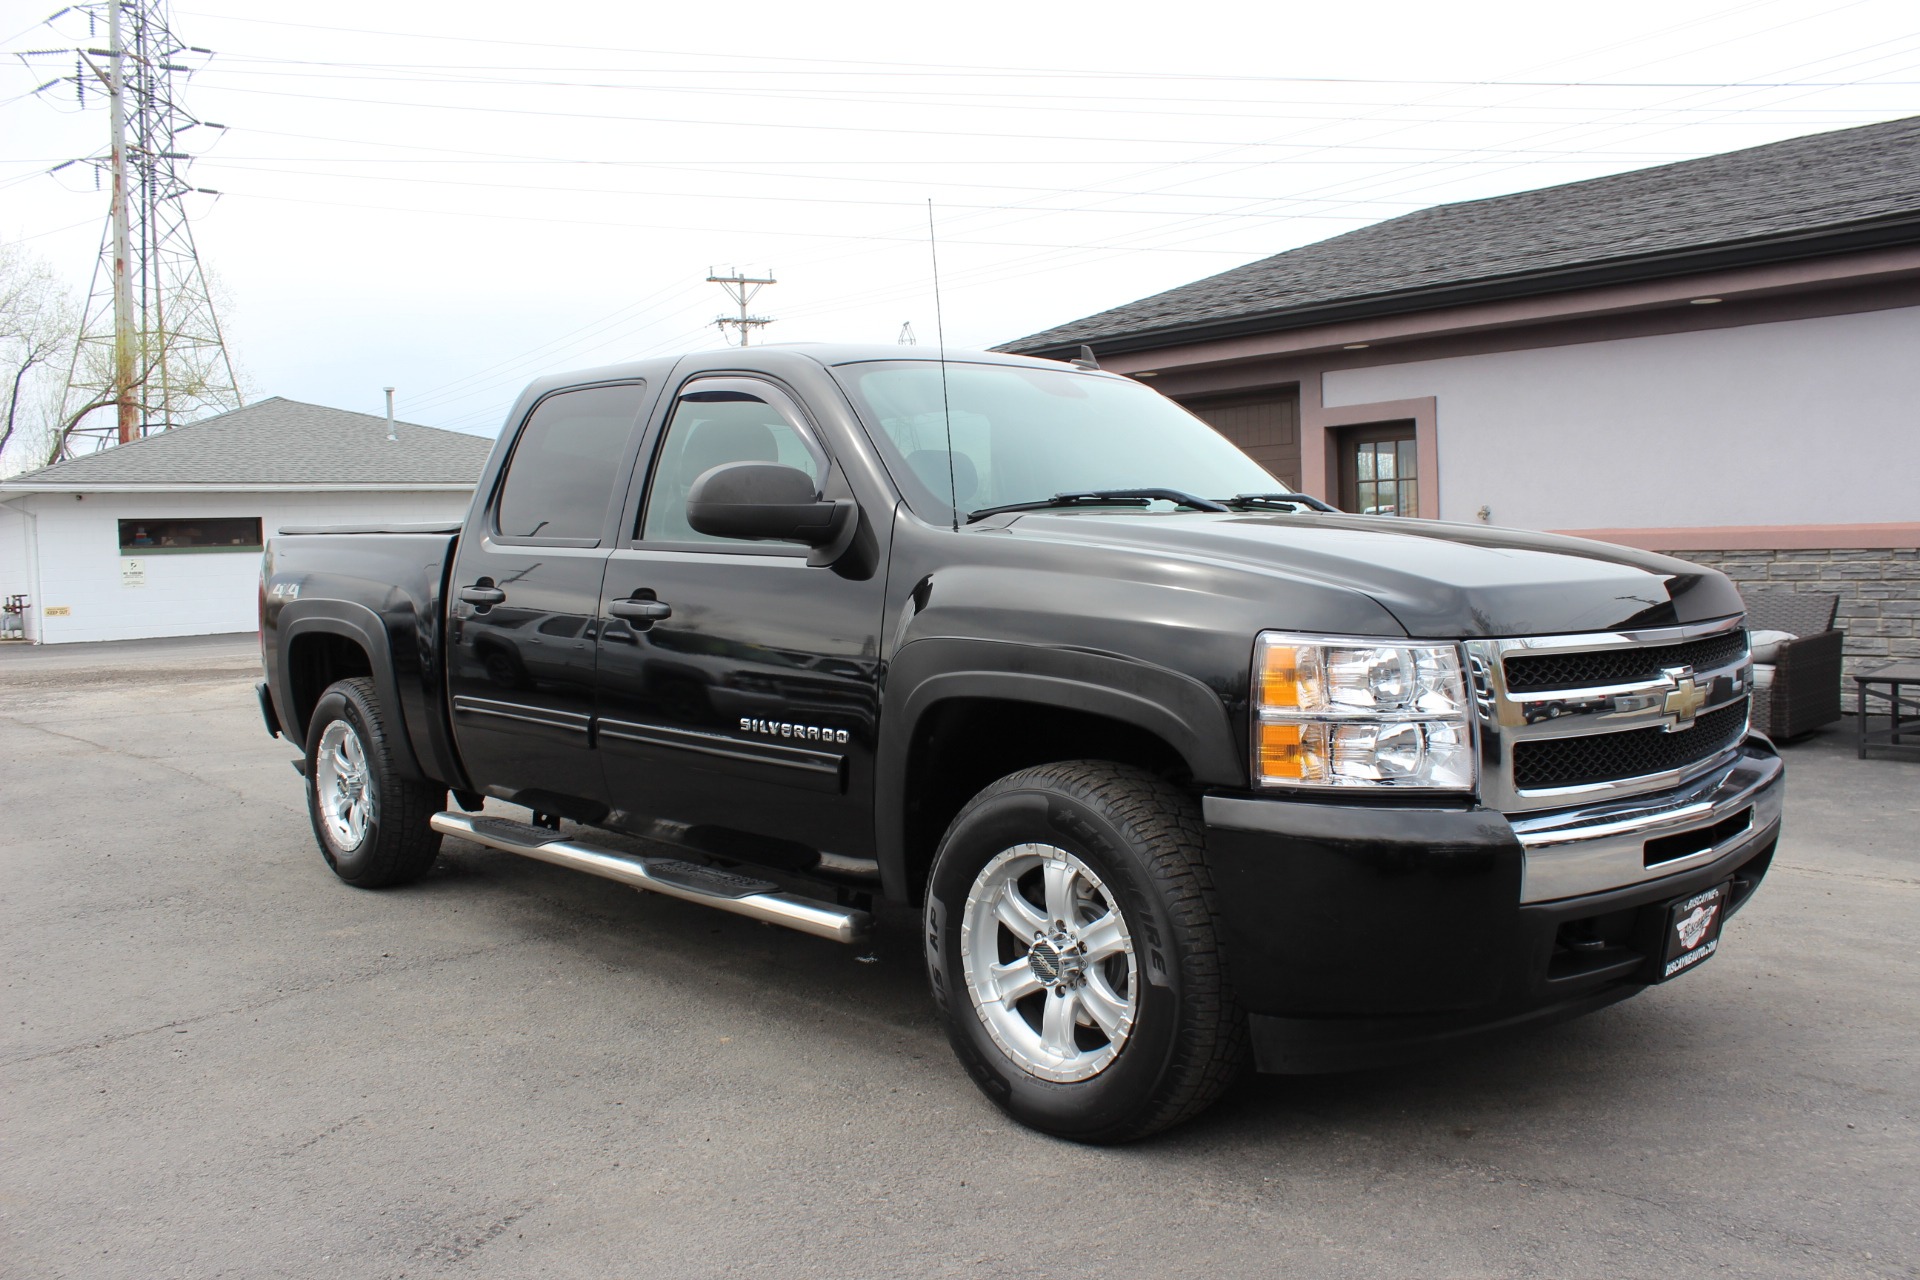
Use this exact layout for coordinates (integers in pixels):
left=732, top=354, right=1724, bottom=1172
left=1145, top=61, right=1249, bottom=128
left=0, top=397, right=494, bottom=490
left=1001, top=114, right=1920, bottom=357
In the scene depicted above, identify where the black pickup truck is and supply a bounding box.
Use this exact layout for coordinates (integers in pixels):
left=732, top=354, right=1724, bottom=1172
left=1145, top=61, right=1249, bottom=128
left=258, top=343, right=1783, bottom=1142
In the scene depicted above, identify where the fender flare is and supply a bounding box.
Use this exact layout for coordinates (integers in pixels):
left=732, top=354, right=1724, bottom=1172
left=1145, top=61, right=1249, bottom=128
left=875, top=637, right=1244, bottom=901
left=276, top=600, right=427, bottom=782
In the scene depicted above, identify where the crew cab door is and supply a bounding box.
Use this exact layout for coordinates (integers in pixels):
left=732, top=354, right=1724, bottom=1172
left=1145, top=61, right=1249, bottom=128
left=593, top=375, right=884, bottom=866
left=447, top=381, right=649, bottom=817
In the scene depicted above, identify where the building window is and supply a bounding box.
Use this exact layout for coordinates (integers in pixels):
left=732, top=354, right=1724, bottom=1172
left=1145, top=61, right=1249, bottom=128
left=1338, top=424, right=1418, bottom=517
left=117, top=517, right=264, bottom=554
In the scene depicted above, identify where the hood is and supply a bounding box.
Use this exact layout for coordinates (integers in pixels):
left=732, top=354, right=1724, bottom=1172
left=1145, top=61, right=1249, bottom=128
left=999, top=511, right=1743, bottom=638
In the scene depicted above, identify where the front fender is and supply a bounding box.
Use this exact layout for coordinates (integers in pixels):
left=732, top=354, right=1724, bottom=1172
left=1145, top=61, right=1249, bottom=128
left=874, top=637, right=1243, bottom=900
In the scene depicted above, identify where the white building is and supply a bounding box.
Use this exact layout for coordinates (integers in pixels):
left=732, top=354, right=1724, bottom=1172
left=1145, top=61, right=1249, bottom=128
left=0, top=398, right=492, bottom=644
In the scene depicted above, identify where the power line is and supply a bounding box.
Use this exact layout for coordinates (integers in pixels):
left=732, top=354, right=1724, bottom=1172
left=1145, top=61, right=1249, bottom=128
left=161, top=10, right=1920, bottom=87
left=174, top=61, right=1920, bottom=125
left=191, top=81, right=1806, bottom=152
left=195, top=158, right=1633, bottom=219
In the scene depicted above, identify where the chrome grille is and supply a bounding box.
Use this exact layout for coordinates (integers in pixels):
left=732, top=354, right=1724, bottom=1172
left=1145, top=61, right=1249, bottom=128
left=1503, top=629, right=1750, bottom=693
left=1465, top=617, right=1752, bottom=813
left=1512, top=699, right=1750, bottom=790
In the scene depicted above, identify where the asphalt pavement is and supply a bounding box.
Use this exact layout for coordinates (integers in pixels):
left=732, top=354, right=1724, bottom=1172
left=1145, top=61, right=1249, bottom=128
left=2, top=634, right=1916, bottom=1279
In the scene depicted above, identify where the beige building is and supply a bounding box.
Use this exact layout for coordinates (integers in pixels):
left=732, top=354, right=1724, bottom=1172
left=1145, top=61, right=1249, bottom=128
left=1002, top=115, right=1920, bottom=674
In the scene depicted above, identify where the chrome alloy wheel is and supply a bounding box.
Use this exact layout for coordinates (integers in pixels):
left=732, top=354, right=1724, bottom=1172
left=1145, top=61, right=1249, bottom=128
left=314, top=720, right=375, bottom=852
left=959, top=843, right=1138, bottom=1083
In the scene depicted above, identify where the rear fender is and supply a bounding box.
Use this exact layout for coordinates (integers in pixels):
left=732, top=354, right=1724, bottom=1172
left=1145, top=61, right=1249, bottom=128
left=276, top=600, right=427, bottom=782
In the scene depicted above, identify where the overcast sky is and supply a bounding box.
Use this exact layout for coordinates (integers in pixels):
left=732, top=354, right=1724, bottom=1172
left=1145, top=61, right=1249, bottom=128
left=4, top=0, right=1916, bottom=439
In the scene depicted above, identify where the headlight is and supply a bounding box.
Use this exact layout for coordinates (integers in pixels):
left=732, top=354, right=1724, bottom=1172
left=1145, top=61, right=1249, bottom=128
left=1253, top=633, right=1475, bottom=790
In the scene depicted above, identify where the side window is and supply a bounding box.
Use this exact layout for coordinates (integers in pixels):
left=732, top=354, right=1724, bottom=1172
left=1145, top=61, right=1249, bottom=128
left=640, top=382, right=824, bottom=545
left=536, top=615, right=588, bottom=639
left=495, top=383, right=645, bottom=542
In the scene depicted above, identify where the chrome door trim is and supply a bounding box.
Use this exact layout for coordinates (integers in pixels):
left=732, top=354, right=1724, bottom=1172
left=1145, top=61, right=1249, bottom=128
left=596, top=718, right=847, bottom=793
left=451, top=695, right=592, bottom=734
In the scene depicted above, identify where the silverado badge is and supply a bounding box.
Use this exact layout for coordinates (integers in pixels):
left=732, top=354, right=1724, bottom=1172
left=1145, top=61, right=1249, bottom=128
left=741, top=717, right=849, bottom=745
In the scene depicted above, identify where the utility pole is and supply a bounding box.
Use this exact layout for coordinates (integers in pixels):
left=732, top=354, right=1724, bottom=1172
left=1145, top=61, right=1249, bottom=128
left=106, top=0, right=136, bottom=444
left=48, top=0, right=242, bottom=459
left=706, top=269, right=776, bottom=346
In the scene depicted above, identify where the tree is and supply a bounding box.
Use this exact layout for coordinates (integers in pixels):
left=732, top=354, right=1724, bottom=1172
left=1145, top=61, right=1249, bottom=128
left=0, top=240, right=78, bottom=475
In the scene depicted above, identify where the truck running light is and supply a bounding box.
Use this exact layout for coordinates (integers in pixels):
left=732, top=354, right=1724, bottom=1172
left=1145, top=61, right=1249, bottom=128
left=1253, top=634, right=1474, bottom=790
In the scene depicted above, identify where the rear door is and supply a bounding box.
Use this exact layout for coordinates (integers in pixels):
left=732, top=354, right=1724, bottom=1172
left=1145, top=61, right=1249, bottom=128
left=447, top=381, right=648, bottom=817
left=593, top=375, right=885, bottom=865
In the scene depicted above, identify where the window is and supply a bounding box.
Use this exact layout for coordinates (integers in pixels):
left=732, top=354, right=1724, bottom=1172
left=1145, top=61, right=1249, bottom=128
left=1339, top=425, right=1418, bottom=517
left=495, top=383, right=644, bottom=542
left=536, top=614, right=589, bottom=639
left=118, top=517, right=262, bottom=554
left=640, top=381, right=824, bottom=545
left=837, top=360, right=1274, bottom=520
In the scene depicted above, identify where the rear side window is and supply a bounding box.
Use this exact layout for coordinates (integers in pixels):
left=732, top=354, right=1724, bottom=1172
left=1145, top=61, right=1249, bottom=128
left=495, top=384, right=644, bottom=542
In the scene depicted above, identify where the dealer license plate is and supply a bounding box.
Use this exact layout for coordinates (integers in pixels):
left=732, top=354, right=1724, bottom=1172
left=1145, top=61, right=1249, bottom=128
left=1658, top=881, right=1731, bottom=981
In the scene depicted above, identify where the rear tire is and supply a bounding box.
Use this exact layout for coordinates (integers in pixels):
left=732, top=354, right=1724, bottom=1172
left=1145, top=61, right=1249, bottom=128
left=306, top=676, right=444, bottom=888
left=924, top=761, right=1246, bottom=1143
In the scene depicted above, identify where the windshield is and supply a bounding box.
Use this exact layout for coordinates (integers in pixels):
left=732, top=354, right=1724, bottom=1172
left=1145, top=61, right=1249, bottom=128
left=835, top=360, right=1278, bottom=520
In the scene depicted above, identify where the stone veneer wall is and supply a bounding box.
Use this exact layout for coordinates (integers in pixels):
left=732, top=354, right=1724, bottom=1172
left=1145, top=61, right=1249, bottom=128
left=1671, top=547, right=1919, bottom=680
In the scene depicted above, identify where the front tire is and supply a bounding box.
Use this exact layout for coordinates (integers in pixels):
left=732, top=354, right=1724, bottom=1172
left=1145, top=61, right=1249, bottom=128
left=924, top=761, right=1246, bottom=1142
left=305, top=676, right=444, bottom=888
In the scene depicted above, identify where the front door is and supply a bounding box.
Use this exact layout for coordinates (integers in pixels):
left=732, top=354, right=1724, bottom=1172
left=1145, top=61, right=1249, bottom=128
left=447, top=381, right=648, bottom=817
left=1337, top=422, right=1419, bottom=517
left=594, top=375, right=885, bottom=868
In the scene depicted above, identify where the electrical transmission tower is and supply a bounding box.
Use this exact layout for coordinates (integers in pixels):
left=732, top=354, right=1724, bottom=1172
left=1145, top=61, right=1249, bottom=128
left=706, top=269, right=776, bottom=346
left=48, top=0, right=242, bottom=457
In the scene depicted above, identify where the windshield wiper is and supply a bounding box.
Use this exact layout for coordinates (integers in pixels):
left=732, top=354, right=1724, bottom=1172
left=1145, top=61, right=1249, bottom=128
left=966, top=488, right=1231, bottom=524
left=1220, top=491, right=1339, bottom=514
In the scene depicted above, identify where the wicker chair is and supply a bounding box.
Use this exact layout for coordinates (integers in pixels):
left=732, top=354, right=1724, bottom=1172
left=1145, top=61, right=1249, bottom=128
left=1743, top=589, right=1845, bottom=740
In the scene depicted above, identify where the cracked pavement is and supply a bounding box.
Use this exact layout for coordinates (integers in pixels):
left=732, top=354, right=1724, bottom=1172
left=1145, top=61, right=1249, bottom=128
left=2, top=633, right=1916, bottom=1278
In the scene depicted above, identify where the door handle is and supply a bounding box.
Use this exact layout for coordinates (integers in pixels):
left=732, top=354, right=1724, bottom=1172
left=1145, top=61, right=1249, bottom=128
left=460, top=585, right=506, bottom=606
left=608, top=598, right=672, bottom=622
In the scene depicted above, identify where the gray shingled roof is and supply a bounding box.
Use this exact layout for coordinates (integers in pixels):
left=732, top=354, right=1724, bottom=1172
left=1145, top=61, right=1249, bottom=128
left=1002, top=115, right=1920, bottom=355
left=1, top=397, right=494, bottom=488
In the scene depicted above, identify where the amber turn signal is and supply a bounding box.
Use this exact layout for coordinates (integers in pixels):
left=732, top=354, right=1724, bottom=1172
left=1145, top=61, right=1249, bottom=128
left=1256, top=721, right=1308, bottom=781
left=1256, top=642, right=1304, bottom=709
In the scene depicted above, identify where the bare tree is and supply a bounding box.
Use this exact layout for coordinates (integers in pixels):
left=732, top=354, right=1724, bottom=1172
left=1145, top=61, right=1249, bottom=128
left=0, top=241, right=78, bottom=473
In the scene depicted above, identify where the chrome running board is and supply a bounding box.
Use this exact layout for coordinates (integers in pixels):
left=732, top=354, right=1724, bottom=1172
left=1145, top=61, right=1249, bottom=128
left=429, top=812, right=871, bottom=945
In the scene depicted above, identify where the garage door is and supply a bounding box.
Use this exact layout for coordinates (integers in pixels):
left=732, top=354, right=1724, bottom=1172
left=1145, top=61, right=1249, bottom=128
left=1179, top=389, right=1301, bottom=490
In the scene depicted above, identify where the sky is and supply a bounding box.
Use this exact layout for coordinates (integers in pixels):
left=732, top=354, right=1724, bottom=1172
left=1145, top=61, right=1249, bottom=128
left=3, top=0, right=1917, bottom=442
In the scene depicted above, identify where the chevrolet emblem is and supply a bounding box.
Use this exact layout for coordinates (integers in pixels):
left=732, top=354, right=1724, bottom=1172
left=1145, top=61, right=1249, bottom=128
left=1662, top=667, right=1709, bottom=730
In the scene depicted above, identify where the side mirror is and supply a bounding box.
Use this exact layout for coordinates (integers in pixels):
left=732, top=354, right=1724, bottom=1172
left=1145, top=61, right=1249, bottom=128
left=686, top=462, right=855, bottom=564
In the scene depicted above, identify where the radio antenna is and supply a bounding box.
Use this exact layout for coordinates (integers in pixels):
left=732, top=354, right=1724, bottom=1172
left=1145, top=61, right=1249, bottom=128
left=928, top=199, right=958, bottom=533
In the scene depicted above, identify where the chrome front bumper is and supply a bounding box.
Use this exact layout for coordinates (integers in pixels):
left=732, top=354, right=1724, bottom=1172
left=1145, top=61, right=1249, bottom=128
left=1508, top=742, right=1784, bottom=904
